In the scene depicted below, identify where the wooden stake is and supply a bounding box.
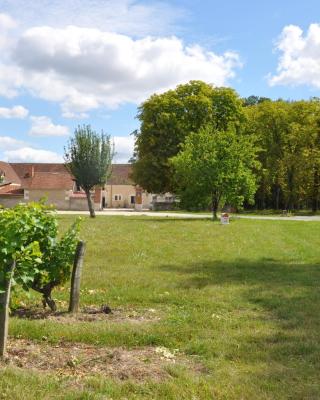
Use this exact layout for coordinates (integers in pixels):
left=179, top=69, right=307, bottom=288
left=69, top=241, right=86, bottom=313
left=0, top=261, right=16, bottom=358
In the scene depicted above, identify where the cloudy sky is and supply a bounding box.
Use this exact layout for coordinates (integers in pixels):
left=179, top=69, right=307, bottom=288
left=0, top=0, right=319, bottom=163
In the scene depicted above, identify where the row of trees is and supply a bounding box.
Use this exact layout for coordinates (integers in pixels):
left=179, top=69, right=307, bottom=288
left=245, top=98, right=320, bottom=211
left=132, top=81, right=320, bottom=213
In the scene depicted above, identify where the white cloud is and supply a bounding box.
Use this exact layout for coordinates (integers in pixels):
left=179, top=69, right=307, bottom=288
left=62, top=110, right=89, bottom=119
left=0, top=13, right=16, bottom=31
left=29, top=116, right=69, bottom=136
left=1, top=135, right=133, bottom=163
left=0, top=135, right=62, bottom=163
left=269, top=24, right=320, bottom=88
left=4, top=147, right=63, bottom=162
left=0, top=0, right=184, bottom=37
left=7, top=25, right=241, bottom=115
left=0, top=136, right=26, bottom=150
left=113, top=135, right=134, bottom=163
left=0, top=13, right=17, bottom=54
left=0, top=64, right=23, bottom=98
left=0, top=105, right=29, bottom=119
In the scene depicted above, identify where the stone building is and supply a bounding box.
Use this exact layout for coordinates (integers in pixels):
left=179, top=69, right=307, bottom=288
left=0, top=162, right=155, bottom=210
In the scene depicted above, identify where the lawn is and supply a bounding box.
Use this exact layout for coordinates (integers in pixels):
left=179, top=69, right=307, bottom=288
left=1, top=216, right=320, bottom=399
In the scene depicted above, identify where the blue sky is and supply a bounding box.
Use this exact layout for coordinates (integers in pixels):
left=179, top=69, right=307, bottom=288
left=0, top=0, right=319, bottom=163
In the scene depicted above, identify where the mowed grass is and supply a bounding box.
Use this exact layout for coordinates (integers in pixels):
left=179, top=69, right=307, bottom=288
left=1, top=216, right=320, bottom=399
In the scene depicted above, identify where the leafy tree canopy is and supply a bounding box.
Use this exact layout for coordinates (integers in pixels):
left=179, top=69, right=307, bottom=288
left=242, top=95, right=271, bottom=107
left=171, top=125, right=258, bottom=219
left=132, top=80, right=244, bottom=193
left=244, top=99, right=320, bottom=210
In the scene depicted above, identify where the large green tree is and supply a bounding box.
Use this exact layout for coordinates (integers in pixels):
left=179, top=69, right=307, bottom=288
left=171, top=125, right=258, bottom=219
left=132, top=80, right=244, bottom=193
left=244, top=100, right=291, bottom=209
left=64, top=125, right=113, bottom=218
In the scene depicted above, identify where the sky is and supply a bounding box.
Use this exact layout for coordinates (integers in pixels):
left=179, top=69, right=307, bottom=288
left=0, top=0, right=319, bottom=164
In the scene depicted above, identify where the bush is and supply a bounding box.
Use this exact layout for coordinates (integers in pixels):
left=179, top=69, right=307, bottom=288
left=0, top=202, right=80, bottom=311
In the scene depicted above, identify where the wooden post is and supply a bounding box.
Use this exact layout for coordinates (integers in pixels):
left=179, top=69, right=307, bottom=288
left=69, top=241, right=86, bottom=313
left=0, top=261, right=16, bottom=358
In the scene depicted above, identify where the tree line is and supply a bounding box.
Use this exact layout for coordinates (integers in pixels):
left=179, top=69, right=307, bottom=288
left=244, top=96, right=320, bottom=211
left=132, top=81, right=320, bottom=213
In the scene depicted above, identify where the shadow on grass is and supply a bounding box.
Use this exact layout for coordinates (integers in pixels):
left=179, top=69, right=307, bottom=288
left=159, top=258, right=320, bottom=354
left=11, top=308, right=68, bottom=320
left=158, top=258, right=319, bottom=289
left=158, top=258, right=320, bottom=394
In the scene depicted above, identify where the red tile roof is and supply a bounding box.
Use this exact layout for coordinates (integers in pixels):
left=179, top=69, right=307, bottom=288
left=0, top=162, right=134, bottom=192
left=0, top=183, right=23, bottom=196
left=0, top=161, right=21, bottom=185
left=10, top=163, right=69, bottom=178
left=108, top=164, right=134, bottom=185
left=25, top=172, right=74, bottom=190
left=9, top=163, right=74, bottom=190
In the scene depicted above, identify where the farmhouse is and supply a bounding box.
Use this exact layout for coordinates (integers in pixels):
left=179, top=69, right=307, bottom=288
left=0, top=162, right=155, bottom=210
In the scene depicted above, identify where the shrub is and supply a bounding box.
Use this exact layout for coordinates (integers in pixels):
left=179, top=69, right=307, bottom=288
left=0, top=202, right=80, bottom=311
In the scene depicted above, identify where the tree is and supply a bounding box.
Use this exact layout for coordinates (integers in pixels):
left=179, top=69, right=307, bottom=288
left=64, top=125, right=113, bottom=217
left=244, top=98, right=320, bottom=211
left=132, top=81, right=244, bottom=193
left=171, top=126, right=258, bottom=219
left=244, top=100, right=291, bottom=209
left=243, top=95, right=271, bottom=107
left=282, top=100, right=320, bottom=210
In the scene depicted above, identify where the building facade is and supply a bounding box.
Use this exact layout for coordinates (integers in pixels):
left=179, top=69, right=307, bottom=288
left=0, top=162, right=157, bottom=210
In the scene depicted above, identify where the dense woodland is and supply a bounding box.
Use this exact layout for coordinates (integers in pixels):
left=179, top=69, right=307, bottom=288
left=243, top=96, right=320, bottom=211
left=132, top=82, right=320, bottom=212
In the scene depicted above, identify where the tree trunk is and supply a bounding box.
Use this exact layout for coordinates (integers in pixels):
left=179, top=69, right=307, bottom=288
left=312, top=168, right=319, bottom=212
left=42, top=292, right=57, bottom=312
left=69, top=241, right=86, bottom=313
left=212, top=195, right=218, bottom=220
left=85, top=189, right=95, bottom=218
left=0, top=261, right=15, bottom=358
left=275, top=186, right=280, bottom=211
left=31, top=281, right=57, bottom=312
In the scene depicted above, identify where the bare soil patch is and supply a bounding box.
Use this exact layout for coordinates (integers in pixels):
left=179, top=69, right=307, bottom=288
left=1, top=339, right=204, bottom=382
left=12, top=306, right=161, bottom=324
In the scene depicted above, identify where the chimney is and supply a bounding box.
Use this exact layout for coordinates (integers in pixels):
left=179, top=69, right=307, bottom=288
left=24, top=165, right=35, bottom=178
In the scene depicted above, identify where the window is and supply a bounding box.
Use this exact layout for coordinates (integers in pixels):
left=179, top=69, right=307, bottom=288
left=130, top=195, right=135, bottom=204
left=114, top=194, right=122, bottom=201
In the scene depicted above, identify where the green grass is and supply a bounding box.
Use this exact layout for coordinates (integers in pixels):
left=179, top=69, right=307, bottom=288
left=237, top=209, right=320, bottom=216
left=2, top=216, right=320, bottom=399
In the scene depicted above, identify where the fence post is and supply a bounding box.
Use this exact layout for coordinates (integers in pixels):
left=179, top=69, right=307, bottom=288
left=69, top=241, right=86, bottom=313
left=0, top=261, right=16, bottom=358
